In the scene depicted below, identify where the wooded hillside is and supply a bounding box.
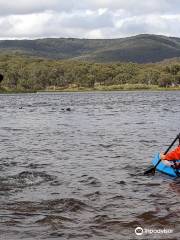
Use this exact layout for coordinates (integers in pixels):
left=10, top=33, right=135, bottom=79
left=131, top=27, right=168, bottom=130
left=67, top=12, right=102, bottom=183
left=1, top=34, right=180, bottom=63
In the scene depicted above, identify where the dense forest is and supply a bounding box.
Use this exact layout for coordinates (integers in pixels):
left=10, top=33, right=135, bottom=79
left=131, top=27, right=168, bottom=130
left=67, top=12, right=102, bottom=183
left=0, top=53, right=180, bottom=92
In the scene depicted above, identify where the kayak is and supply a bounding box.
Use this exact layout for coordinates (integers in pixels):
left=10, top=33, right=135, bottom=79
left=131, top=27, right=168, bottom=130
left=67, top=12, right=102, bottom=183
left=152, top=153, right=180, bottom=177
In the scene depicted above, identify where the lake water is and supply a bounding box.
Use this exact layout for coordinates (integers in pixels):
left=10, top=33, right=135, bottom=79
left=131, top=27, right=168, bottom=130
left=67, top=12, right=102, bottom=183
left=0, top=91, right=179, bottom=240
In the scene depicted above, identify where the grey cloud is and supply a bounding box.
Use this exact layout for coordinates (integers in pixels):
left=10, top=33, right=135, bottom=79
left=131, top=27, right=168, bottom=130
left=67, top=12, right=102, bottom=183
left=1, top=13, right=180, bottom=39
left=0, top=1, right=180, bottom=39
left=118, top=15, right=180, bottom=37
left=34, top=11, right=114, bottom=39
left=0, top=0, right=180, bottom=16
left=120, top=20, right=150, bottom=36
left=58, top=11, right=114, bottom=30
left=0, top=0, right=75, bottom=15
left=0, top=19, right=14, bottom=37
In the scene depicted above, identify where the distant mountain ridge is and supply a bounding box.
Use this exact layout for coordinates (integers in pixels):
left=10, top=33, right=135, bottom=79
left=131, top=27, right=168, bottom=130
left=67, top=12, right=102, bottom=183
left=1, top=34, right=180, bottom=63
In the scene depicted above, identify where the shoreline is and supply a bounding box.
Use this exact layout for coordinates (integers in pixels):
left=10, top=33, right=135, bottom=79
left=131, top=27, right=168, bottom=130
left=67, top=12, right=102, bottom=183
left=1, top=84, right=180, bottom=94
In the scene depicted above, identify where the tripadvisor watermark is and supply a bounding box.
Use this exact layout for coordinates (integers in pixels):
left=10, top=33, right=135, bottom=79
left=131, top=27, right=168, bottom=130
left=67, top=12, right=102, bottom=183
left=135, top=226, right=173, bottom=236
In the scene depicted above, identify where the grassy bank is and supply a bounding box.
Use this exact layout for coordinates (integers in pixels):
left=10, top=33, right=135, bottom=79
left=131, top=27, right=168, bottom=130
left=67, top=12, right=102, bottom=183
left=40, top=84, right=180, bottom=92
left=0, top=87, right=36, bottom=94
left=1, top=84, right=180, bottom=94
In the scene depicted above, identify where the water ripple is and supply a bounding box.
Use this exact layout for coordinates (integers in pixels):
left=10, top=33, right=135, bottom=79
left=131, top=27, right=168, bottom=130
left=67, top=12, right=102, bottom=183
left=0, top=91, right=180, bottom=239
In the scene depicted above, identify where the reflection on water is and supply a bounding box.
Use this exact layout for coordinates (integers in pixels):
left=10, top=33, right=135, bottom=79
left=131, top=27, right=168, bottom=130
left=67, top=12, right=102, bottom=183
left=0, top=91, right=180, bottom=239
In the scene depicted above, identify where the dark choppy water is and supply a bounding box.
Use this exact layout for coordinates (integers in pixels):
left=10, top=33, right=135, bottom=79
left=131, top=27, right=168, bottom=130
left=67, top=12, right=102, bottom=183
left=0, top=91, right=179, bottom=240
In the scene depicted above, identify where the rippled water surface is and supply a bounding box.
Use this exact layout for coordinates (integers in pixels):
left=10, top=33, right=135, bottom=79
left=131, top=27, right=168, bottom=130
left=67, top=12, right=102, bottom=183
left=0, top=91, right=180, bottom=240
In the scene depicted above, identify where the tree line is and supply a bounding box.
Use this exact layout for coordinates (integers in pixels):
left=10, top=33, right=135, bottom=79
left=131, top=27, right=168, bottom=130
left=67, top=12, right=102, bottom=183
left=0, top=54, right=180, bottom=91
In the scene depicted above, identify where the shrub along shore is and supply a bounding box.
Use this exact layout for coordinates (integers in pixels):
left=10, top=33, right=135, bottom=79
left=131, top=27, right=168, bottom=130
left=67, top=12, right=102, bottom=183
left=1, top=84, right=180, bottom=94
left=1, top=53, right=180, bottom=93
left=38, top=84, right=180, bottom=93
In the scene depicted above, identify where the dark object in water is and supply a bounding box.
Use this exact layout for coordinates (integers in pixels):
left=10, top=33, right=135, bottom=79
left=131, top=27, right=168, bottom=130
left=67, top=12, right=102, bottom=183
left=61, top=108, right=71, bottom=111
left=0, top=74, right=3, bottom=82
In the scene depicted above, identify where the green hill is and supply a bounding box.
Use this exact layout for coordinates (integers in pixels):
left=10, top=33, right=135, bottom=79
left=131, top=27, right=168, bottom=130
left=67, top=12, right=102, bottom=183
left=1, top=34, right=180, bottom=63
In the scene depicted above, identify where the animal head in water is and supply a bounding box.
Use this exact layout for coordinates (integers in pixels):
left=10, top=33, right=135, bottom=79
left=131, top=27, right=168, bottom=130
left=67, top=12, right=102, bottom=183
left=0, top=74, right=4, bottom=82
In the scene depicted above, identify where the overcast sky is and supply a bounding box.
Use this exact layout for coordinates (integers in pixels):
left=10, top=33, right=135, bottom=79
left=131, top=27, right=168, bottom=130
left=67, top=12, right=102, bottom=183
left=0, top=0, right=180, bottom=39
